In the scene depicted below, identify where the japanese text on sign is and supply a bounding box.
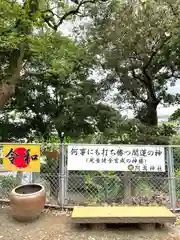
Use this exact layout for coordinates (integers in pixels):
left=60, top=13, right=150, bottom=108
left=2, top=144, right=40, bottom=172
left=67, top=145, right=165, bottom=172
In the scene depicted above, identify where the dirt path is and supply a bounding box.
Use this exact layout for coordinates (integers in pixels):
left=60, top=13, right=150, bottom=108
left=0, top=206, right=179, bottom=240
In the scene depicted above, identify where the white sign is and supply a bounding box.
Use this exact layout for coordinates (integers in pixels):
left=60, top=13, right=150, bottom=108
left=67, top=145, right=165, bottom=172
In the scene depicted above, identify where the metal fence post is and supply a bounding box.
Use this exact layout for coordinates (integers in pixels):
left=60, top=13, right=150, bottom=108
left=31, top=172, right=40, bottom=184
left=31, top=172, right=35, bottom=183
left=167, top=146, right=176, bottom=212
left=58, top=132, right=65, bottom=207
left=64, top=145, right=68, bottom=204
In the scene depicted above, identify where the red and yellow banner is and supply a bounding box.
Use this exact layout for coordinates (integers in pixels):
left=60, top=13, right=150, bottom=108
left=2, top=144, right=40, bottom=172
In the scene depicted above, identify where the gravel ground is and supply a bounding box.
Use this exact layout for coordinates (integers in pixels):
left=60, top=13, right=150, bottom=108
left=0, top=205, right=179, bottom=240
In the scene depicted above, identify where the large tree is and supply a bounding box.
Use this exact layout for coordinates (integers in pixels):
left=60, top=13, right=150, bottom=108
left=0, top=0, right=102, bottom=110
left=2, top=31, right=124, bottom=141
left=82, top=0, right=180, bottom=126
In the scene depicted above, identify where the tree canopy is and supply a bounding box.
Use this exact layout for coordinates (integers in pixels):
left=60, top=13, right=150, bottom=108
left=82, top=0, right=180, bottom=126
left=0, top=0, right=103, bottom=110
left=0, top=0, right=178, bottom=145
left=1, top=29, right=126, bottom=142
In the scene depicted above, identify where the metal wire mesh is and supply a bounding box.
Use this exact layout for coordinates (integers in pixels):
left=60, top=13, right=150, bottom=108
left=34, top=144, right=61, bottom=204
left=0, top=143, right=179, bottom=210
left=173, top=146, right=180, bottom=210
left=0, top=169, right=34, bottom=200
left=64, top=144, right=170, bottom=207
left=0, top=143, right=61, bottom=204
left=65, top=171, right=170, bottom=207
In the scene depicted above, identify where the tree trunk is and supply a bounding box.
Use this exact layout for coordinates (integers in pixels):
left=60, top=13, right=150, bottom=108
left=0, top=84, right=15, bottom=110
left=0, top=0, right=38, bottom=111
left=0, top=43, right=25, bottom=110
left=138, top=101, right=158, bottom=126
left=146, top=101, right=158, bottom=126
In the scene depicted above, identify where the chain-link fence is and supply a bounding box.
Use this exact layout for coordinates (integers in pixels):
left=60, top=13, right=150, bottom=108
left=0, top=143, right=179, bottom=211
left=65, top=171, right=170, bottom=206
left=64, top=146, right=170, bottom=208
left=64, top=145, right=174, bottom=209
left=0, top=144, right=61, bottom=205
